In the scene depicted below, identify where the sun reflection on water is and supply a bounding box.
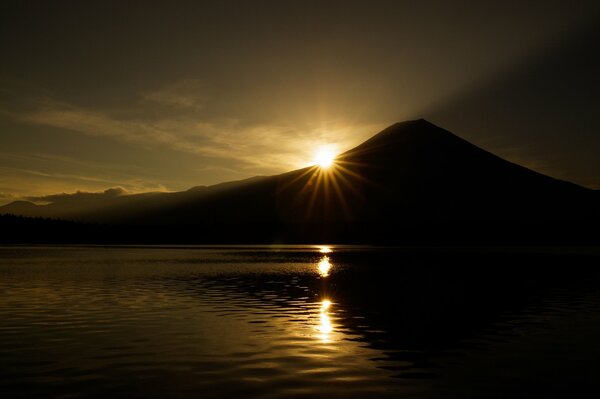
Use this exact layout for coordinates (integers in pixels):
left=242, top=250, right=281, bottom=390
left=317, top=299, right=334, bottom=342
left=312, top=247, right=336, bottom=342
left=317, top=256, right=332, bottom=277
left=318, top=245, right=332, bottom=253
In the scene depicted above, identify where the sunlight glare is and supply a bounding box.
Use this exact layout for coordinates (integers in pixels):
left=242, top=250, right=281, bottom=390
left=319, top=313, right=333, bottom=334
left=318, top=245, right=332, bottom=254
left=317, top=256, right=332, bottom=277
left=314, top=147, right=335, bottom=168
left=317, top=299, right=334, bottom=342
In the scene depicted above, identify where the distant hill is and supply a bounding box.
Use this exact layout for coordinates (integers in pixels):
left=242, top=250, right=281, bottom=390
left=1, top=120, right=597, bottom=244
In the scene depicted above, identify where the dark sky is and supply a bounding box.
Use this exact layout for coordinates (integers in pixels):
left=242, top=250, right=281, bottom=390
left=1, top=0, right=599, bottom=203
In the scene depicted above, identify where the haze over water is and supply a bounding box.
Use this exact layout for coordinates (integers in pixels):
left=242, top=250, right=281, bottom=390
left=2, top=246, right=600, bottom=398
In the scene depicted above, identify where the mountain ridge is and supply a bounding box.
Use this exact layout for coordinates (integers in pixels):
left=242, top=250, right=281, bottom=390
left=1, top=120, right=596, bottom=237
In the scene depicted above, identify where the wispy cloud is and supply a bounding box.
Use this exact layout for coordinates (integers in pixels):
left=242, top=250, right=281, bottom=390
left=0, top=151, right=146, bottom=175
left=0, top=192, right=16, bottom=200
left=26, top=187, right=128, bottom=204
left=0, top=80, right=384, bottom=203
left=23, top=104, right=212, bottom=154
left=18, top=95, right=378, bottom=174
left=143, top=79, right=208, bottom=110
left=0, top=164, right=169, bottom=206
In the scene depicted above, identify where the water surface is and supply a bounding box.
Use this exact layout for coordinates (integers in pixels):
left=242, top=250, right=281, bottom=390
left=1, top=246, right=600, bottom=398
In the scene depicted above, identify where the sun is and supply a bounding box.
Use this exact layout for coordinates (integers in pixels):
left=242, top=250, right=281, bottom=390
left=313, top=147, right=335, bottom=168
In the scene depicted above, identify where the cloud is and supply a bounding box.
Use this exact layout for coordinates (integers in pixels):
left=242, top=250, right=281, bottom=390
left=0, top=163, right=167, bottom=191
left=0, top=161, right=170, bottom=206
left=26, top=187, right=129, bottom=204
left=18, top=97, right=379, bottom=175
left=24, top=104, right=207, bottom=153
left=143, top=79, right=208, bottom=110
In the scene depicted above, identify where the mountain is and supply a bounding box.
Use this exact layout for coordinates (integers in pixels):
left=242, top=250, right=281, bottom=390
left=1, top=120, right=597, bottom=244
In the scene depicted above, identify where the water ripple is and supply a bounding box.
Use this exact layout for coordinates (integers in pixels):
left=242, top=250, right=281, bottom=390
left=2, top=246, right=600, bottom=398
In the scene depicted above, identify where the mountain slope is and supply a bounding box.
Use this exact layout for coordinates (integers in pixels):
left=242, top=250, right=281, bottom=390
left=1, top=120, right=596, bottom=240
left=324, top=119, right=592, bottom=222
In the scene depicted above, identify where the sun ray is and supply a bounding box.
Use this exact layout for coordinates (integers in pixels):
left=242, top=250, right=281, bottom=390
left=330, top=167, right=363, bottom=195
left=276, top=166, right=317, bottom=193
left=275, top=144, right=380, bottom=223
left=329, top=170, right=351, bottom=216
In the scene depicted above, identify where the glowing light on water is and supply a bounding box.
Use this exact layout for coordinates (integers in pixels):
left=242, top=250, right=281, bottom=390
left=317, top=299, right=334, bottom=342
left=318, top=245, right=332, bottom=253
left=317, top=256, right=332, bottom=277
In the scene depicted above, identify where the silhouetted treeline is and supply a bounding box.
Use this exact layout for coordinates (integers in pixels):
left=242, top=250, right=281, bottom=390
left=1, top=213, right=597, bottom=245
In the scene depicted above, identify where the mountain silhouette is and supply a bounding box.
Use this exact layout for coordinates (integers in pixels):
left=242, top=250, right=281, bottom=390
left=1, top=120, right=597, bottom=244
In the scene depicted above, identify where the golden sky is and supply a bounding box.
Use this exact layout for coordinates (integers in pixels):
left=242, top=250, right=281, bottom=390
left=1, top=1, right=599, bottom=204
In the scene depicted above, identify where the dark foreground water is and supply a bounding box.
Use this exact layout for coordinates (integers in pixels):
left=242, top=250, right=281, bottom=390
left=1, top=246, right=600, bottom=398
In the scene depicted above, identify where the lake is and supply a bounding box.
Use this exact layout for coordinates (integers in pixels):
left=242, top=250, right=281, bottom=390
left=1, top=245, right=600, bottom=398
